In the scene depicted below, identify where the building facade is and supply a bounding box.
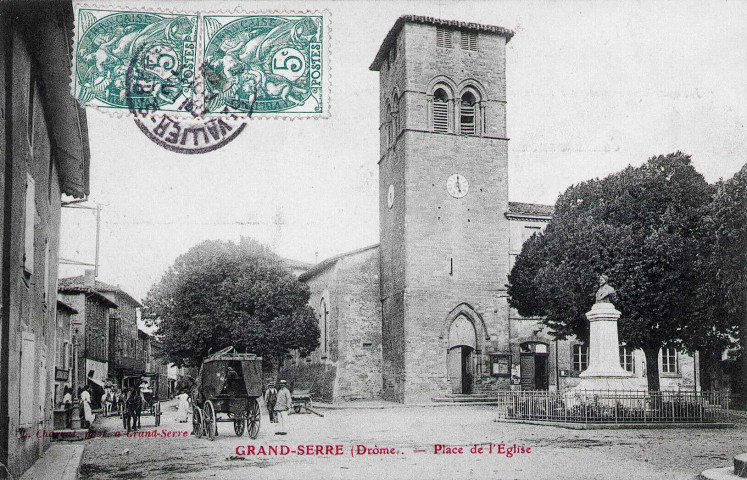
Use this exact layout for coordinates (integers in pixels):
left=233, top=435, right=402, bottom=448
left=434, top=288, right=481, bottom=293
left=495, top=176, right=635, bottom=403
left=0, top=2, right=91, bottom=475
left=53, top=300, right=77, bottom=406
left=60, top=270, right=142, bottom=384
left=58, top=281, right=117, bottom=406
left=297, top=16, right=698, bottom=404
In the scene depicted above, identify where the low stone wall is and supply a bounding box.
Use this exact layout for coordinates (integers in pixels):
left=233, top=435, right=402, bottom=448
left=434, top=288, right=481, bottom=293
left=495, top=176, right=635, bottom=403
left=279, top=363, right=337, bottom=403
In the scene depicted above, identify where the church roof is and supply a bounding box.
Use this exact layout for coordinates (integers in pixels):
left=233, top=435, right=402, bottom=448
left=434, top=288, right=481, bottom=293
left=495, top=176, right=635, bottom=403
left=370, top=15, right=515, bottom=71
left=280, top=257, right=314, bottom=271
left=298, top=244, right=380, bottom=282
left=506, top=201, right=555, bottom=219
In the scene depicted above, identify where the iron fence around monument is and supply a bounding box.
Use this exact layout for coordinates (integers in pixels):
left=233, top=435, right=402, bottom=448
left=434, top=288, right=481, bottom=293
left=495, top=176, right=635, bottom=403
left=493, top=390, right=731, bottom=424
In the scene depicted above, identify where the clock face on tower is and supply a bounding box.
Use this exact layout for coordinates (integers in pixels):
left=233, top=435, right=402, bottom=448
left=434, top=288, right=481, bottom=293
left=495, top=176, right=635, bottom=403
left=446, top=174, right=469, bottom=198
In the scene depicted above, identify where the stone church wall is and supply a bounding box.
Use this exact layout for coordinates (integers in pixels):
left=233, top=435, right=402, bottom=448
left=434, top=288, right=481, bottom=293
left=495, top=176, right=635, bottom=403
left=301, top=247, right=383, bottom=401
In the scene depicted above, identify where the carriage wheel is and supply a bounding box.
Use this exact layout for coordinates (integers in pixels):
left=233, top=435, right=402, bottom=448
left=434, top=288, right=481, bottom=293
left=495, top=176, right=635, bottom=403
left=193, top=407, right=203, bottom=439
left=294, top=405, right=302, bottom=414
left=233, top=418, right=245, bottom=436
left=204, top=400, right=216, bottom=441
left=247, top=398, right=260, bottom=440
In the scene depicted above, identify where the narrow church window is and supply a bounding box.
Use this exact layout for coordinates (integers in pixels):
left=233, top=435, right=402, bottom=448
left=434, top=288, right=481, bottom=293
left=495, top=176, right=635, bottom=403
left=391, top=93, right=400, bottom=138
left=572, top=344, right=588, bottom=371
left=432, top=88, right=449, bottom=133
left=320, top=298, right=329, bottom=353
left=460, top=31, right=478, bottom=51
left=436, top=27, right=453, bottom=48
left=460, top=91, right=477, bottom=135
left=384, top=101, right=392, bottom=144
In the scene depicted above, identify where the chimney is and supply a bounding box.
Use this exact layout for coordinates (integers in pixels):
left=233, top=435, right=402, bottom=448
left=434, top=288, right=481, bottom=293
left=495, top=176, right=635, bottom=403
left=84, top=269, right=96, bottom=287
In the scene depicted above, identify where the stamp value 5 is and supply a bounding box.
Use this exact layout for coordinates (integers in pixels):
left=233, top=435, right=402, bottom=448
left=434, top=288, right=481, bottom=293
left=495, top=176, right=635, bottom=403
left=72, top=6, right=329, bottom=119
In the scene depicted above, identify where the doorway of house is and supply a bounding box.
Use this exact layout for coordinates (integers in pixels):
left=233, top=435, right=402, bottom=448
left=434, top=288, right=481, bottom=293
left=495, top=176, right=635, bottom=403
left=519, top=342, right=549, bottom=390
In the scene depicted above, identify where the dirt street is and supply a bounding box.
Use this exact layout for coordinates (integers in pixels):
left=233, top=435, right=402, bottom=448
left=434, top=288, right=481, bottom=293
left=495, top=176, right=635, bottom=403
left=78, top=399, right=746, bottom=480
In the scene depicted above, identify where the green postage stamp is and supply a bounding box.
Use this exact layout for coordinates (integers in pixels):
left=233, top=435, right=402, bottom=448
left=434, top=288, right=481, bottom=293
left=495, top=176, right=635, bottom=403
left=72, top=6, right=329, bottom=118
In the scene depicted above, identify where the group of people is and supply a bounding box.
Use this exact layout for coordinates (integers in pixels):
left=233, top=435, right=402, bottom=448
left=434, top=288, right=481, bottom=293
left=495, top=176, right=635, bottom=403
left=58, top=379, right=152, bottom=431
left=264, top=380, right=292, bottom=435
left=61, top=385, right=95, bottom=429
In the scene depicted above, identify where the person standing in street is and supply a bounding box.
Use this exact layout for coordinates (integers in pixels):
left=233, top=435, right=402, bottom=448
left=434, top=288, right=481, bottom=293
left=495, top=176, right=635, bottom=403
left=62, top=387, right=73, bottom=429
left=264, top=382, right=278, bottom=424
left=80, top=386, right=94, bottom=428
left=175, top=390, right=190, bottom=423
left=274, top=380, right=292, bottom=435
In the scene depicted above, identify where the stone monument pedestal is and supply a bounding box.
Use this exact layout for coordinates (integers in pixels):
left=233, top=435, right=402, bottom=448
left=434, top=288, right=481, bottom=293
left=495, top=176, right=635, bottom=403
left=570, top=302, right=645, bottom=392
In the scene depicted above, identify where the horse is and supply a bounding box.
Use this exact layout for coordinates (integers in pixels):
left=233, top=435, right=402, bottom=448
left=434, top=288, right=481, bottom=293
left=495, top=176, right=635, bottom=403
left=124, top=387, right=143, bottom=432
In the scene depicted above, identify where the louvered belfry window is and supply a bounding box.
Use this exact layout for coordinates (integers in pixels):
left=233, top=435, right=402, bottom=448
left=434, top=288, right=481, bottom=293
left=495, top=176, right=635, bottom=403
left=460, top=91, right=477, bottom=135
left=436, top=27, right=453, bottom=49
left=433, top=88, right=449, bottom=133
left=460, top=31, right=478, bottom=51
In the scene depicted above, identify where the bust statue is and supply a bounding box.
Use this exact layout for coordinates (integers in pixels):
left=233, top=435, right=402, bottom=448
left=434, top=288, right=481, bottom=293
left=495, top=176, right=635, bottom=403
left=595, top=274, right=617, bottom=304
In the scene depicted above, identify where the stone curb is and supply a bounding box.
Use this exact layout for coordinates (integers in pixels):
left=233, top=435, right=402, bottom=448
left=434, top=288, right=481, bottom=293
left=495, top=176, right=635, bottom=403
left=312, top=401, right=505, bottom=410
left=496, top=418, right=735, bottom=430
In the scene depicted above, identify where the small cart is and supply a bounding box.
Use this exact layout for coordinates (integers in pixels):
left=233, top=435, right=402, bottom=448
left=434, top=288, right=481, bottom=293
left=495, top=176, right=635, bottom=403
left=291, top=385, right=312, bottom=414
left=191, top=347, right=263, bottom=441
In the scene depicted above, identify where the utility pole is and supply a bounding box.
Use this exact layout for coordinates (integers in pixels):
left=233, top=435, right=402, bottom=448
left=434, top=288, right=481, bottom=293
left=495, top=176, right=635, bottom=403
left=94, top=203, right=101, bottom=278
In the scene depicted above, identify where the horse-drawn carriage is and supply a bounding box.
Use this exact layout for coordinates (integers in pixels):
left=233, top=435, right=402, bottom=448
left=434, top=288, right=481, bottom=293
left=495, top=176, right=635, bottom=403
left=191, top=347, right=263, bottom=441
left=121, top=373, right=166, bottom=430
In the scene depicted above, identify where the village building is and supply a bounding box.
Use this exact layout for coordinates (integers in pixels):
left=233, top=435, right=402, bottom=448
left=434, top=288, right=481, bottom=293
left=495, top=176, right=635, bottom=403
left=138, top=328, right=153, bottom=372
left=295, top=16, right=697, bottom=404
left=59, top=270, right=142, bottom=385
left=0, top=2, right=91, bottom=475
left=58, top=276, right=118, bottom=407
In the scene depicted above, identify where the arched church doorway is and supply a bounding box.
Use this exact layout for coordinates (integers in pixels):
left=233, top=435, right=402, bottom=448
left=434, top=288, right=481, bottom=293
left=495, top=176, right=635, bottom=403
left=519, top=342, right=549, bottom=390
left=447, top=314, right=477, bottom=394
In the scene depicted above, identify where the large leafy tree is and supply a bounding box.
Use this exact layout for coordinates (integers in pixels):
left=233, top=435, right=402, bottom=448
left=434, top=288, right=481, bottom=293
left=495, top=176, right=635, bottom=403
left=143, top=237, right=320, bottom=368
left=508, top=152, right=714, bottom=391
left=688, top=165, right=746, bottom=397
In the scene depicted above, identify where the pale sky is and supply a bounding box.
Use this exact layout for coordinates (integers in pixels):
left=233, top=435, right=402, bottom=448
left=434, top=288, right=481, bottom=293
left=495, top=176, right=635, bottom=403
left=59, top=0, right=747, bottom=303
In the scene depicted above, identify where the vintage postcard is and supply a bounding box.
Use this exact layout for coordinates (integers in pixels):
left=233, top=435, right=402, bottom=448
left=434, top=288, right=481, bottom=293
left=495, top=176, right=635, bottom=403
left=0, top=0, right=745, bottom=479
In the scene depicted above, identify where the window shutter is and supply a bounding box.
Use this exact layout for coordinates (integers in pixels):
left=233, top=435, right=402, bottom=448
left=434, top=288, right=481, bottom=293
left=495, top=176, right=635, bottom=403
left=24, top=175, right=36, bottom=275
left=433, top=101, right=449, bottom=132
left=460, top=31, right=478, bottom=51
left=436, top=27, right=453, bottom=49
left=20, top=333, right=35, bottom=426
left=460, top=105, right=476, bottom=135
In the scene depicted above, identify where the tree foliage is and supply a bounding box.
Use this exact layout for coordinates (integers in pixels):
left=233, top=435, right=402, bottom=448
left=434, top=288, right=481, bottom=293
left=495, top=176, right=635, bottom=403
left=689, top=164, right=747, bottom=396
left=507, top=152, right=714, bottom=391
left=143, top=237, right=320, bottom=367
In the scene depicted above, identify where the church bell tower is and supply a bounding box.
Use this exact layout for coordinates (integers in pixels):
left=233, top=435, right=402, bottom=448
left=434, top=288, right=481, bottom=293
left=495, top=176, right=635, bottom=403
left=371, top=16, right=515, bottom=403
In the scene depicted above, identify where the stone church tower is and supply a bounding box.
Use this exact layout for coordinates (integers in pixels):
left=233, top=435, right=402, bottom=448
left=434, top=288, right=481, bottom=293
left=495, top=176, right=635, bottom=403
left=296, top=16, right=697, bottom=404
left=371, top=17, right=516, bottom=403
